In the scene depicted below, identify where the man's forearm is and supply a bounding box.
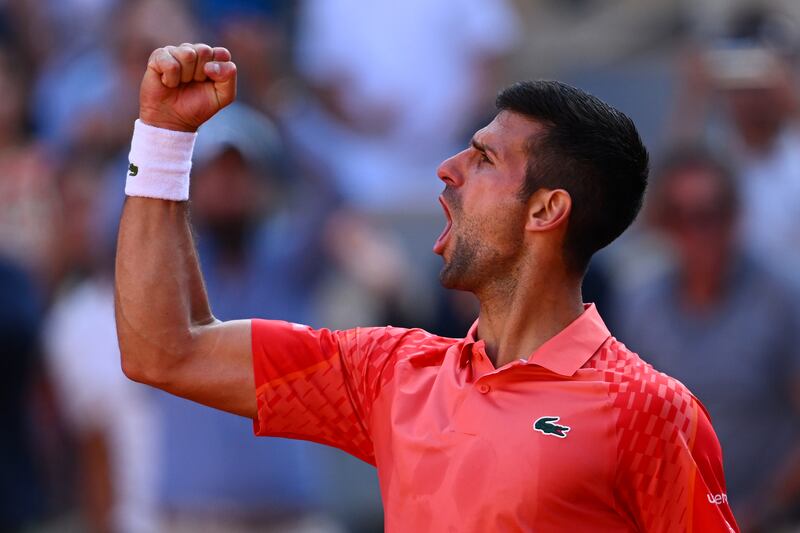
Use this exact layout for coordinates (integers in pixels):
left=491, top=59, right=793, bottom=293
left=114, top=197, right=214, bottom=384
left=114, top=43, right=255, bottom=417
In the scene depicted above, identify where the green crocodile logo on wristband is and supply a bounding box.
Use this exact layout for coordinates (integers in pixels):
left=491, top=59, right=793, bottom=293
left=128, top=163, right=139, bottom=176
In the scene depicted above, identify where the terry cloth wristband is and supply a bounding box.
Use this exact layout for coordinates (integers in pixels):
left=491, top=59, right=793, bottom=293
left=125, top=119, right=197, bottom=201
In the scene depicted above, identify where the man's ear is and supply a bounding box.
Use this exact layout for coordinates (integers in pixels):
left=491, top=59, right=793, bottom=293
left=525, top=188, right=571, bottom=232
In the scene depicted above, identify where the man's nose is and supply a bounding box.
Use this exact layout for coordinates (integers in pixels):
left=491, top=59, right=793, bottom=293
left=437, top=152, right=464, bottom=187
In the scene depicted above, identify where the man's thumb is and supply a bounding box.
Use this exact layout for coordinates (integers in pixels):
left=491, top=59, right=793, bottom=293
left=205, top=61, right=237, bottom=107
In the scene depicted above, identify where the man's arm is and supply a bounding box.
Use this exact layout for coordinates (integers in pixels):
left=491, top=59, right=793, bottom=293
left=115, top=43, right=255, bottom=418
left=615, top=387, right=738, bottom=532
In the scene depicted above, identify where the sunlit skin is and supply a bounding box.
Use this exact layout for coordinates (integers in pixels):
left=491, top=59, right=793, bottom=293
left=434, top=111, right=533, bottom=292
left=435, top=111, right=584, bottom=368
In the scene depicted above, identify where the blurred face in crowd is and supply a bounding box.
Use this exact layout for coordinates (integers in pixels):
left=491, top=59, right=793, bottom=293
left=726, top=86, right=786, bottom=139
left=720, top=62, right=794, bottom=149
left=434, top=111, right=542, bottom=291
left=658, top=165, right=738, bottom=275
left=191, top=148, right=268, bottom=239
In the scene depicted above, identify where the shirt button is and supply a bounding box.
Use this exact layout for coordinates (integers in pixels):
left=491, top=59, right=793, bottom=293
left=478, top=384, right=490, bottom=394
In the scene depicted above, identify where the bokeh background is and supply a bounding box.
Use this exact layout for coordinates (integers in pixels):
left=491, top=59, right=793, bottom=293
left=3, top=0, right=800, bottom=531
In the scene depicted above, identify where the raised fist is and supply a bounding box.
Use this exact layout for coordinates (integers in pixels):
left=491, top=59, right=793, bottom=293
left=139, top=43, right=237, bottom=132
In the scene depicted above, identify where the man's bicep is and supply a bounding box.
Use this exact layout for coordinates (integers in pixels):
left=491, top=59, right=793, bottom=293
left=166, top=319, right=256, bottom=419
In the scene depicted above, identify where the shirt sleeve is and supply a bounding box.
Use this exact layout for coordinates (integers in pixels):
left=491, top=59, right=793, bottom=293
left=614, top=380, right=739, bottom=532
left=251, top=319, right=434, bottom=465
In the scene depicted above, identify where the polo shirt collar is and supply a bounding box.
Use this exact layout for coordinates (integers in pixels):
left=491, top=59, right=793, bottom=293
left=464, top=303, right=611, bottom=376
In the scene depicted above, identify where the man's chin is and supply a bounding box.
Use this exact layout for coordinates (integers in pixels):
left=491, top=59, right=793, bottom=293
left=438, top=234, right=478, bottom=291
left=438, top=263, right=466, bottom=291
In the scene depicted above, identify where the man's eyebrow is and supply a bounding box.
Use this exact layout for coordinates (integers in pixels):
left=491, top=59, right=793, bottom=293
left=470, top=137, right=499, bottom=159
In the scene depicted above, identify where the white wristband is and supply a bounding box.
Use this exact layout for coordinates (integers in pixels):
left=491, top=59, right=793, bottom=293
left=125, top=119, right=197, bottom=201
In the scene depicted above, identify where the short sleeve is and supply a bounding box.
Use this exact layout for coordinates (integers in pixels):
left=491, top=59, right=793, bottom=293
left=614, top=379, right=739, bottom=532
left=251, top=319, right=433, bottom=464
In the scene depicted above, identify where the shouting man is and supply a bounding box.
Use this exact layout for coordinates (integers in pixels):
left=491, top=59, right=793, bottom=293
left=115, top=43, right=738, bottom=532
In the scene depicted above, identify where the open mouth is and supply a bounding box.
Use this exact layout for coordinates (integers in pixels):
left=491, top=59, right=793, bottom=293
left=433, top=195, right=453, bottom=255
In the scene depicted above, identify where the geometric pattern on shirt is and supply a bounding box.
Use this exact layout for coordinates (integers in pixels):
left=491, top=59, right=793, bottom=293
left=586, top=338, right=700, bottom=532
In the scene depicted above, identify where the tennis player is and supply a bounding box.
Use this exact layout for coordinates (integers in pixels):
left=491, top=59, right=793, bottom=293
left=116, top=43, right=739, bottom=532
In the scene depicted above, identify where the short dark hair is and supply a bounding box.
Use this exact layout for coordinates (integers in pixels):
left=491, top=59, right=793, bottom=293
left=496, top=80, right=649, bottom=274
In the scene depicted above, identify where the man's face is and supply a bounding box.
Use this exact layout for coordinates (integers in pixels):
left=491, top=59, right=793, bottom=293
left=434, top=111, right=542, bottom=291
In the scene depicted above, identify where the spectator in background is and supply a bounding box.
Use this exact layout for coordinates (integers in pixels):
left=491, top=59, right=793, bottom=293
left=33, top=0, right=196, bottom=155
left=0, top=45, right=58, bottom=282
left=45, top=152, right=159, bottom=533
left=191, top=0, right=292, bottom=114
left=288, top=0, right=520, bottom=212
left=671, top=7, right=800, bottom=282
left=618, top=148, right=800, bottom=531
left=153, top=103, right=343, bottom=533
left=45, top=105, right=346, bottom=533
left=0, top=256, right=44, bottom=531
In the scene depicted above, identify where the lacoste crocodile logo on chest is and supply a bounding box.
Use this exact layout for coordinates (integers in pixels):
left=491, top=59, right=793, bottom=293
left=533, top=416, right=570, bottom=438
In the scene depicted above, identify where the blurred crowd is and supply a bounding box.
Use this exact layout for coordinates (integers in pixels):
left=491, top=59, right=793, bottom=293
left=2, top=0, right=800, bottom=532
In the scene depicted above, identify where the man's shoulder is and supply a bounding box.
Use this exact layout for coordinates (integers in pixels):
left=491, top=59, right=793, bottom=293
left=337, top=325, right=458, bottom=377
left=341, top=325, right=456, bottom=354
left=336, top=326, right=458, bottom=401
left=587, top=338, right=702, bottom=439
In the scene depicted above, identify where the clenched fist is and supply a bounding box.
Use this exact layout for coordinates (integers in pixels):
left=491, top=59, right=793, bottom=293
left=139, top=43, right=237, bottom=132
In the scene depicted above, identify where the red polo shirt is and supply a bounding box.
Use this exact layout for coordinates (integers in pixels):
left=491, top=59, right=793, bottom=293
left=252, top=304, right=738, bottom=532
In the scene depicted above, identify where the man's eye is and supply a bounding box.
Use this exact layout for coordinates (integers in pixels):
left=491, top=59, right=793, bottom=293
left=479, top=153, right=491, bottom=165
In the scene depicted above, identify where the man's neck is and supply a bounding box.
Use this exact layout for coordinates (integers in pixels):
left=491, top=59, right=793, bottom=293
left=475, top=267, right=584, bottom=368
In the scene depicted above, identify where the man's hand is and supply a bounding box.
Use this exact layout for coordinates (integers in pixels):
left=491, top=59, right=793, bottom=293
left=139, top=43, right=237, bottom=132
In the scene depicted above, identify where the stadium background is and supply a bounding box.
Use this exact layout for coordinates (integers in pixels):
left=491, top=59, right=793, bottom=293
left=2, top=0, right=800, bottom=531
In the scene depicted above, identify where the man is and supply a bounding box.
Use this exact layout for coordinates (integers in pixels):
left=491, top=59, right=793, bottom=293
left=619, top=148, right=800, bottom=530
left=116, top=43, right=738, bottom=531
